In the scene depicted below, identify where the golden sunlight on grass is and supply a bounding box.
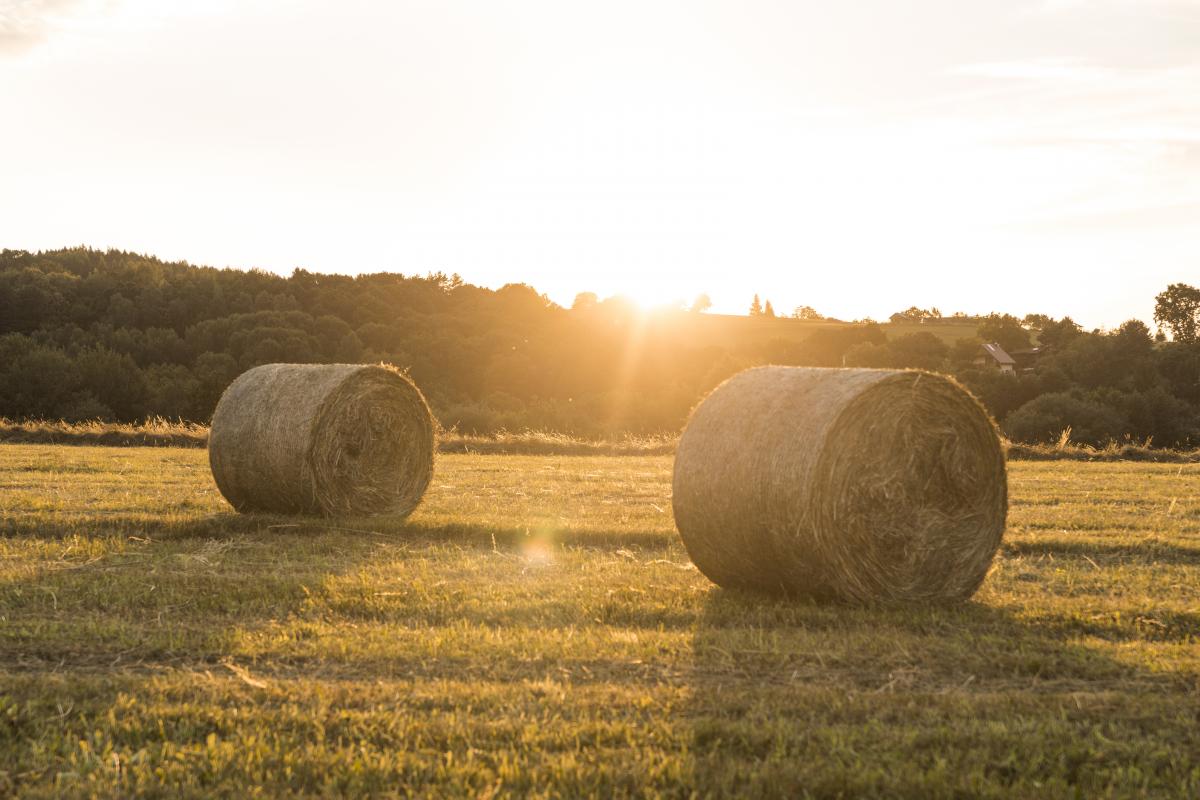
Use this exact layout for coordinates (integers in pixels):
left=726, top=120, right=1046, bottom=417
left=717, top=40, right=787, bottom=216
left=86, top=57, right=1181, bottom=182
left=1, top=445, right=1198, bottom=796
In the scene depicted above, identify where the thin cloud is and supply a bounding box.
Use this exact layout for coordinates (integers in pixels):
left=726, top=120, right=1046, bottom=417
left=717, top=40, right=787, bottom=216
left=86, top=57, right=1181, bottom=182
left=949, top=59, right=1200, bottom=148
left=0, top=0, right=113, bottom=52
left=1005, top=200, right=1200, bottom=233
left=950, top=58, right=1115, bottom=82
left=936, top=52, right=1200, bottom=230
left=946, top=56, right=1200, bottom=128
left=1036, top=0, right=1200, bottom=13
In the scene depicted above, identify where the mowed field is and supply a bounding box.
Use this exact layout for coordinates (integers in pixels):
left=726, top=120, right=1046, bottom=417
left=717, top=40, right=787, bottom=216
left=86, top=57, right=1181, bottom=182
left=1, top=446, right=1198, bottom=798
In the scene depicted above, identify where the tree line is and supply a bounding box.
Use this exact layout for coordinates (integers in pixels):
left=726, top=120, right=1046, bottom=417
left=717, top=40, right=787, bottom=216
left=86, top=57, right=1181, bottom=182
left=1, top=248, right=1198, bottom=446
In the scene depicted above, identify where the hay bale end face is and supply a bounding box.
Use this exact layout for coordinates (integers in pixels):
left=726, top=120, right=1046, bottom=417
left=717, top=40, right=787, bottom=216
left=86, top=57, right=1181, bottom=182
left=672, top=366, right=1007, bottom=603
left=209, top=363, right=435, bottom=517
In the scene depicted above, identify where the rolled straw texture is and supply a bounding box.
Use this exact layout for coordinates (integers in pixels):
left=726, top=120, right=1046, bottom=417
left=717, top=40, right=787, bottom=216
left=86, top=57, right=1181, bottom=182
left=672, top=366, right=1007, bottom=603
left=209, top=363, right=434, bottom=517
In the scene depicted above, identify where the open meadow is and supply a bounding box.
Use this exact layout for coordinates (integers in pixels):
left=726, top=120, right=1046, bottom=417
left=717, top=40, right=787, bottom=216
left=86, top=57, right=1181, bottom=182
left=1, top=444, right=1198, bottom=798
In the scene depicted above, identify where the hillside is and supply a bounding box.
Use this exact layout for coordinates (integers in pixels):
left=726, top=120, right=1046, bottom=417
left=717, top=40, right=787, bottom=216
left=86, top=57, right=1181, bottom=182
left=2, top=248, right=1198, bottom=445
left=692, top=313, right=982, bottom=347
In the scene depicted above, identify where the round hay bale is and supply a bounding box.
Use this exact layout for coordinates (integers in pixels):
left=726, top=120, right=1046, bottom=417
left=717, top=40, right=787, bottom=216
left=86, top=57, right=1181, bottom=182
left=672, top=366, right=1007, bottom=603
left=208, top=363, right=435, bottom=517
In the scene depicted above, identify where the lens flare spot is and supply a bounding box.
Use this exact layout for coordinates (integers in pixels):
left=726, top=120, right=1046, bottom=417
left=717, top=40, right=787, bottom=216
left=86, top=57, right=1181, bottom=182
left=521, top=527, right=558, bottom=566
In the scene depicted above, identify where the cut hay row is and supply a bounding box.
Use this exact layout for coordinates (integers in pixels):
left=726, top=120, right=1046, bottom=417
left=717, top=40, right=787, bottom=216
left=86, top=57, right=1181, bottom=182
left=1, top=421, right=1193, bottom=462
left=0, top=416, right=210, bottom=448
left=673, top=367, right=1008, bottom=603
left=0, top=420, right=679, bottom=455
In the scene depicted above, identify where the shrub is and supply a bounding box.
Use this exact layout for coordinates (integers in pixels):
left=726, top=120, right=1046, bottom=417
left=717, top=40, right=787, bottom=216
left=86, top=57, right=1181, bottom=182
left=1113, top=387, right=1199, bottom=447
left=56, top=392, right=115, bottom=422
left=1004, top=392, right=1129, bottom=446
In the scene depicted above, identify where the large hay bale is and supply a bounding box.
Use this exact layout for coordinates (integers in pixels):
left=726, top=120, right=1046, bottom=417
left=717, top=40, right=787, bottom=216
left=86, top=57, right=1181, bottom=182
left=672, top=367, right=1007, bottom=602
left=209, top=363, right=435, bottom=517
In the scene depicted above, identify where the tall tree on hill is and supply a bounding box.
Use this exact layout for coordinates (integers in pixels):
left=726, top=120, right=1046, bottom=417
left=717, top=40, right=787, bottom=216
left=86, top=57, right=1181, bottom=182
left=792, top=305, right=823, bottom=320
left=977, top=313, right=1031, bottom=353
left=1024, top=314, right=1083, bottom=348
left=749, top=294, right=762, bottom=316
left=890, top=306, right=937, bottom=323
left=1154, top=283, right=1200, bottom=343
left=763, top=300, right=776, bottom=318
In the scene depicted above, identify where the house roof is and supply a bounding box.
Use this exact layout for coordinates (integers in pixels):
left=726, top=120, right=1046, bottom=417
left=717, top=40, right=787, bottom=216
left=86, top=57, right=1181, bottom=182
left=980, top=342, right=1016, bottom=365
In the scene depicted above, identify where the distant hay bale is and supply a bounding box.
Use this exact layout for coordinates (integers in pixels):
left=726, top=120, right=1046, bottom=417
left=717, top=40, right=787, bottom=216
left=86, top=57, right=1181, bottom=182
left=208, top=364, right=435, bottom=517
left=672, top=367, right=1007, bottom=603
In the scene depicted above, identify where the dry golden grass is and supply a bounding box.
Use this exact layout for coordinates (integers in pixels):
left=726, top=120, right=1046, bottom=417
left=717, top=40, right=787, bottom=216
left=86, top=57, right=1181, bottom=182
left=3, top=416, right=1198, bottom=462
left=1, top=444, right=1198, bottom=796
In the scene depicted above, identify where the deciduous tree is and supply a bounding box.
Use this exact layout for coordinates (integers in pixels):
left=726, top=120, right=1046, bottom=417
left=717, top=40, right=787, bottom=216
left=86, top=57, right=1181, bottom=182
left=1154, top=283, right=1200, bottom=343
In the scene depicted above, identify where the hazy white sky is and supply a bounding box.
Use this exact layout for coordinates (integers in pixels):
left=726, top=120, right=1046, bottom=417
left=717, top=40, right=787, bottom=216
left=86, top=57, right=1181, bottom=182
left=2, top=0, right=1197, bottom=327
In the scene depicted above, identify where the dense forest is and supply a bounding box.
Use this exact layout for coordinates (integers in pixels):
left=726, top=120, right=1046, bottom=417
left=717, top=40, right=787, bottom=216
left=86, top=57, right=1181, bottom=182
left=1, top=248, right=1198, bottom=446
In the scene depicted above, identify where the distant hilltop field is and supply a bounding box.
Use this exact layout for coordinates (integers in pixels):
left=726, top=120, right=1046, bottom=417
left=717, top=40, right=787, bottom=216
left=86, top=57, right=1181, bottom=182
left=1, top=248, right=1198, bottom=448
left=646, top=311, right=985, bottom=347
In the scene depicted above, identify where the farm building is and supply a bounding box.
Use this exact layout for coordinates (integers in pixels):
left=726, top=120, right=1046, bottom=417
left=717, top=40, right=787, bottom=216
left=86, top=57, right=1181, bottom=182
left=975, top=342, right=1016, bottom=373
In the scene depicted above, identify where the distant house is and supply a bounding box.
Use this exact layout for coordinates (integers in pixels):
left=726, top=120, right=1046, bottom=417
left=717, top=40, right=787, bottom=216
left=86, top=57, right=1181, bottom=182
left=975, top=342, right=1016, bottom=373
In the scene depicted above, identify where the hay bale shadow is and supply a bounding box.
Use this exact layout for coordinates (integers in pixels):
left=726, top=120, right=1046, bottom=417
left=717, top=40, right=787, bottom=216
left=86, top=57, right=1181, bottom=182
left=683, top=588, right=1200, bottom=796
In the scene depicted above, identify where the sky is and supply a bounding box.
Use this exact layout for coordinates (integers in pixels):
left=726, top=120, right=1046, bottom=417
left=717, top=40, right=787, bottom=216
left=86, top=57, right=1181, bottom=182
left=2, top=0, right=1198, bottom=328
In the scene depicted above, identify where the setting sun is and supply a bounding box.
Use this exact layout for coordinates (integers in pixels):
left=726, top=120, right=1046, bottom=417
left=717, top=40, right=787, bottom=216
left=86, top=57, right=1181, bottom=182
left=4, top=1, right=1196, bottom=327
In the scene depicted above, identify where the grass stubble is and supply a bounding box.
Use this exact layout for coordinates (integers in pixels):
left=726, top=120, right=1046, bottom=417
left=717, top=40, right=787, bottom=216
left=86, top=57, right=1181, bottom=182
left=6, top=416, right=1200, bottom=462
left=0, top=445, right=1198, bottom=797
